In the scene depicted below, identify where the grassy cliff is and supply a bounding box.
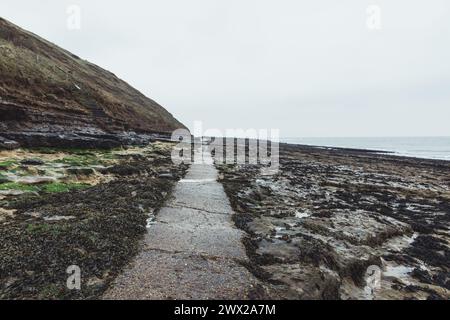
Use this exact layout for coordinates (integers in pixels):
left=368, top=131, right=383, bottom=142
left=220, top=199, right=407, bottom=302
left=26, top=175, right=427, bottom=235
left=0, top=17, right=185, bottom=135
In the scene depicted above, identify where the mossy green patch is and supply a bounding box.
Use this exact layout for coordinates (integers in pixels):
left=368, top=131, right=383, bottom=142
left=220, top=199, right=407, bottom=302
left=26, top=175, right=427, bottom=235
left=26, top=222, right=70, bottom=236
left=101, top=152, right=119, bottom=160
left=39, top=284, right=64, bottom=299
left=26, top=223, right=52, bottom=234
left=0, top=181, right=89, bottom=193
left=26, top=223, right=68, bottom=236
left=0, top=182, right=40, bottom=192
left=22, top=147, right=121, bottom=167
left=42, top=182, right=90, bottom=193
left=52, top=155, right=101, bottom=167
left=27, top=147, right=123, bottom=156
left=28, top=147, right=89, bottom=155
left=0, top=160, right=17, bottom=168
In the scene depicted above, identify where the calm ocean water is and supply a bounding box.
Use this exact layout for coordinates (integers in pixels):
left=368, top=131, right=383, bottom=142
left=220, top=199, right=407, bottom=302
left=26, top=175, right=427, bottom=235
left=281, top=137, right=450, bottom=161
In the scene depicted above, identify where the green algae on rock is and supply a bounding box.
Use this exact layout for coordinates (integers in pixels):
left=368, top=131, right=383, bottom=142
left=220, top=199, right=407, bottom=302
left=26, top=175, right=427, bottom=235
left=0, top=142, right=188, bottom=299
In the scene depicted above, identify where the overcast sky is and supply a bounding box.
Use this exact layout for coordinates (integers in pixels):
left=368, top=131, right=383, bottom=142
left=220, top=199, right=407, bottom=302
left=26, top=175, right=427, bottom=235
left=1, top=0, right=449, bottom=137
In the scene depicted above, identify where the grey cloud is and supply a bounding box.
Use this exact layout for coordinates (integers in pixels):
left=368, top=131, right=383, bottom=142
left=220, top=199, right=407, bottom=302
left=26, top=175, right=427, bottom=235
left=1, top=0, right=449, bottom=137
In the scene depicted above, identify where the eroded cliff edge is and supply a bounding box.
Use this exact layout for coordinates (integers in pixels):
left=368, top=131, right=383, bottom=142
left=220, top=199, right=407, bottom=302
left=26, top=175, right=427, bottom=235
left=0, top=17, right=186, bottom=149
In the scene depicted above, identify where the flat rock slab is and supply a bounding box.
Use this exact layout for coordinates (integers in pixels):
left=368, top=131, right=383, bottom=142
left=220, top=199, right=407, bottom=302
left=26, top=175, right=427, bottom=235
left=104, top=145, right=258, bottom=300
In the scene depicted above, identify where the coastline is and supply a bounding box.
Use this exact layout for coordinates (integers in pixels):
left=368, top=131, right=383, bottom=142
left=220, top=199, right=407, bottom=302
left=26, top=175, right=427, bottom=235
left=216, top=142, right=450, bottom=299
left=0, top=140, right=449, bottom=300
left=280, top=142, right=450, bottom=164
left=281, top=137, right=450, bottom=162
left=1, top=7, right=449, bottom=304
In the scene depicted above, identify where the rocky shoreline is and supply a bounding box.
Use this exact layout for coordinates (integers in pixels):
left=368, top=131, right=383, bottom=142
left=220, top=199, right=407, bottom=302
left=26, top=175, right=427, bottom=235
left=0, top=142, right=188, bottom=299
left=1, top=139, right=449, bottom=300
left=216, top=143, right=450, bottom=300
left=0, top=128, right=173, bottom=150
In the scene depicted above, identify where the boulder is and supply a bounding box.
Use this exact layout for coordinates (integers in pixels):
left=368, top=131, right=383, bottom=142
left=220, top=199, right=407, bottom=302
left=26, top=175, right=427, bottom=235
left=0, top=136, right=19, bottom=150
left=20, top=158, right=44, bottom=166
left=67, top=167, right=95, bottom=176
left=158, top=173, right=174, bottom=179
left=14, top=176, right=56, bottom=185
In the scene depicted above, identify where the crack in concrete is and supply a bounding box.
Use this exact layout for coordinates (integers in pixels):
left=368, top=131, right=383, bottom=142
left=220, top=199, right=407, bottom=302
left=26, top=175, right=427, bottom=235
left=166, top=204, right=231, bottom=215
left=103, top=143, right=258, bottom=299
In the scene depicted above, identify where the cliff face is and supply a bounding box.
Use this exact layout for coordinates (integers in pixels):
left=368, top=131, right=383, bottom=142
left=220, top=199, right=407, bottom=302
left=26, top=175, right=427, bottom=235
left=0, top=17, right=186, bottom=148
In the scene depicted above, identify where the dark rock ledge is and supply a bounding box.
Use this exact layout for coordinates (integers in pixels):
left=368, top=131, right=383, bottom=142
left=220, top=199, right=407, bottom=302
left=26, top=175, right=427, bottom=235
left=0, top=130, right=173, bottom=150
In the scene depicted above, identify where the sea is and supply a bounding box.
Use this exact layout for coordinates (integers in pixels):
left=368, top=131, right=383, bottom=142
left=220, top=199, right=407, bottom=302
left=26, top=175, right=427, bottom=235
left=281, top=137, right=450, bottom=161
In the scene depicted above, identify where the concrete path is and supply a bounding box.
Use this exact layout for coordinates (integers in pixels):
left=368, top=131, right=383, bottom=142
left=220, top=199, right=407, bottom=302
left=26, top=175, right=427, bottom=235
left=104, top=144, right=258, bottom=299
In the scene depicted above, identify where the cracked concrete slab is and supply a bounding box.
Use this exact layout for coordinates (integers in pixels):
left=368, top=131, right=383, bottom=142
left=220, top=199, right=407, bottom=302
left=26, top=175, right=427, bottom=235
left=141, top=207, right=248, bottom=260
left=104, top=144, right=259, bottom=300
left=170, top=182, right=234, bottom=214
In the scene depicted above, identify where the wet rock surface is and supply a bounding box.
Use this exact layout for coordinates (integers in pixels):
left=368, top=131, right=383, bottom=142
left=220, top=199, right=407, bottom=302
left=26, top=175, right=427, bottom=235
left=20, top=158, right=45, bottom=166
left=0, top=136, right=19, bottom=150
left=0, top=131, right=173, bottom=150
left=216, top=143, right=450, bottom=300
left=0, top=142, right=188, bottom=299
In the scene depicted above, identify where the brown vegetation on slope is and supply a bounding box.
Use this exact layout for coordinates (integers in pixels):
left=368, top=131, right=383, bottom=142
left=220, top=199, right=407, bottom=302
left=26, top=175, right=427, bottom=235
left=0, top=17, right=185, bottom=136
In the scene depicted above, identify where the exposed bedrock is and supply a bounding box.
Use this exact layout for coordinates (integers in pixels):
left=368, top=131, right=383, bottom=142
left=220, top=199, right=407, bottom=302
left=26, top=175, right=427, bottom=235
left=0, top=17, right=187, bottom=149
left=216, top=143, right=450, bottom=300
